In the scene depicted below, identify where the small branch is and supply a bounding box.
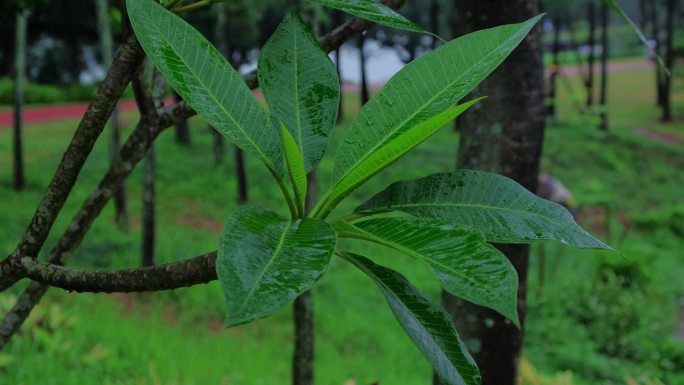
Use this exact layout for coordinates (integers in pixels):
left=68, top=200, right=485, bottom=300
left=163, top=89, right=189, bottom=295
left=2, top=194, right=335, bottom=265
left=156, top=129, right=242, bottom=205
left=21, top=253, right=217, bottom=293
left=171, top=0, right=212, bottom=13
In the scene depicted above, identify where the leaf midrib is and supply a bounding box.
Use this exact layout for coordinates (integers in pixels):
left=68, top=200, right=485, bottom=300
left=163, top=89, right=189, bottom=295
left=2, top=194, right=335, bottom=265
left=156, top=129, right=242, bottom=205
left=374, top=201, right=561, bottom=226
left=334, top=25, right=529, bottom=186
left=338, top=222, right=507, bottom=307
left=236, top=221, right=292, bottom=315
left=142, top=6, right=275, bottom=170
left=291, top=17, right=305, bottom=157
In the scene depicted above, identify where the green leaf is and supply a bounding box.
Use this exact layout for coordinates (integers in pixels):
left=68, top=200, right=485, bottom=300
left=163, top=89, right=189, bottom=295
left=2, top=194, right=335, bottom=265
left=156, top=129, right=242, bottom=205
left=258, top=11, right=340, bottom=172
left=305, top=0, right=426, bottom=33
left=334, top=218, right=519, bottom=325
left=604, top=0, right=669, bottom=75
left=127, top=0, right=283, bottom=175
left=339, top=252, right=480, bottom=385
left=329, top=16, right=542, bottom=211
left=356, top=170, right=611, bottom=249
left=315, top=99, right=481, bottom=218
left=281, top=122, right=308, bottom=217
left=217, top=207, right=336, bottom=326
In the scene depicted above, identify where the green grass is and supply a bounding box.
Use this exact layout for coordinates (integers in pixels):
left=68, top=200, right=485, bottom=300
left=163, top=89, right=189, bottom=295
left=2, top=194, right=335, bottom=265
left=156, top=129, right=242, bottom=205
left=1, top=63, right=683, bottom=384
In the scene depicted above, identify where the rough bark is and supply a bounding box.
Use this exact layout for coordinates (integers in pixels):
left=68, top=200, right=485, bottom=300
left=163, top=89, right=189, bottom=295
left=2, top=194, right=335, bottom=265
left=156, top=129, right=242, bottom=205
left=598, top=0, right=609, bottom=132
left=438, top=0, right=545, bottom=384
left=20, top=252, right=218, bottom=293
left=586, top=0, right=596, bottom=106
left=97, top=0, right=128, bottom=230
left=13, top=11, right=27, bottom=191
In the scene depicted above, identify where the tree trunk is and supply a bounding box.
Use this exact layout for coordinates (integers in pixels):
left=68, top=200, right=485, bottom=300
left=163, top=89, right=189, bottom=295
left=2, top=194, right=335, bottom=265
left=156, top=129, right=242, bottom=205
left=141, top=68, right=165, bottom=268
left=293, top=7, right=321, bottom=384
left=358, top=34, right=369, bottom=106
left=97, top=0, right=127, bottom=230
left=639, top=0, right=647, bottom=30
left=547, top=17, right=561, bottom=117
left=141, top=146, right=155, bottom=267
left=599, top=0, right=609, bottom=131
left=651, top=0, right=666, bottom=108
left=173, top=91, right=191, bottom=146
left=437, top=1, right=545, bottom=384
left=13, top=11, right=28, bottom=191
left=661, top=0, right=676, bottom=122
left=586, top=0, right=596, bottom=106
left=293, top=172, right=319, bottom=385
left=234, top=147, right=248, bottom=204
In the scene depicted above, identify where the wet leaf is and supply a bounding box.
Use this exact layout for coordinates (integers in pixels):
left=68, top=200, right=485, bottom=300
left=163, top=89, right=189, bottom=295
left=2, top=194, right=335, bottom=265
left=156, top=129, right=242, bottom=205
left=316, top=100, right=481, bottom=217
left=326, top=16, right=541, bottom=216
left=356, top=170, right=611, bottom=249
left=259, top=12, right=340, bottom=172
left=127, top=0, right=283, bottom=175
left=340, top=252, right=480, bottom=385
left=217, top=207, right=336, bottom=326
left=306, top=0, right=426, bottom=33
left=334, top=218, right=519, bottom=325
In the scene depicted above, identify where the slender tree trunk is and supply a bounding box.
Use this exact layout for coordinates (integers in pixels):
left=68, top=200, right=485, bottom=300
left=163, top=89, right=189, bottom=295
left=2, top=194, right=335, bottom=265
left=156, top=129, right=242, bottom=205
left=141, top=67, right=164, bottom=268
left=141, top=147, right=155, bottom=267
left=599, top=0, right=609, bottom=131
left=214, top=3, right=247, bottom=199
left=293, top=7, right=321, bottom=384
left=639, top=0, right=647, bottom=30
left=173, top=91, right=191, bottom=146
left=97, top=0, right=127, bottom=230
left=586, top=0, right=596, bottom=106
left=293, top=171, right=319, bottom=385
left=661, top=0, right=676, bottom=121
left=547, top=17, right=561, bottom=117
left=651, top=0, right=666, bottom=108
left=437, top=1, right=545, bottom=384
left=13, top=11, right=28, bottom=191
left=358, top=34, right=369, bottom=106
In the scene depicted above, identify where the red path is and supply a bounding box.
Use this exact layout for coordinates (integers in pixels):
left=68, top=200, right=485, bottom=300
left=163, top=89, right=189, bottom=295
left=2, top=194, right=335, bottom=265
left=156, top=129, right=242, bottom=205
left=0, top=60, right=651, bottom=129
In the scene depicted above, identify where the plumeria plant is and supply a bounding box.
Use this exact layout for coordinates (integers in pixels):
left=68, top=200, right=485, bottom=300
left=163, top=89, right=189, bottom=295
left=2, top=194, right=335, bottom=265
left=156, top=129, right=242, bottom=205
left=127, top=0, right=611, bottom=383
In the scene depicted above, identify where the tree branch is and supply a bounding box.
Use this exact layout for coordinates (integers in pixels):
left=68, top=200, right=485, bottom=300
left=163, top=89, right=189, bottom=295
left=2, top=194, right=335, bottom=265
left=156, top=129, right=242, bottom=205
left=20, top=253, right=217, bottom=293
left=0, top=34, right=145, bottom=290
left=0, top=0, right=408, bottom=349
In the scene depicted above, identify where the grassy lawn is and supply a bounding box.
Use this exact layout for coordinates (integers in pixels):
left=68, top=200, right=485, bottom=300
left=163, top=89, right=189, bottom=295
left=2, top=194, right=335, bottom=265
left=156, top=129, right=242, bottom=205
left=1, top=64, right=683, bottom=384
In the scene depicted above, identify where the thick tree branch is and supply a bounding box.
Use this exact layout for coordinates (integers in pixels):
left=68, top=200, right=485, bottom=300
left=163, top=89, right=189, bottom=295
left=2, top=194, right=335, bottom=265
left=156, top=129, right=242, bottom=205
left=0, top=34, right=145, bottom=289
left=0, top=0, right=408, bottom=349
left=20, top=253, right=217, bottom=293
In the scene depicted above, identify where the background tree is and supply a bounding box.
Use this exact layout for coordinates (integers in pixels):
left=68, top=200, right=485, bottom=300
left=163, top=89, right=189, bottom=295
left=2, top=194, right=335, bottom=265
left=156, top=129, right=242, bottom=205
left=438, top=0, right=545, bottom=383
left=661, top=0, right=676, bottom=121
left=587, top=0, right=596, bottom=106
left=599, top=0, right=609, bottom=131
left=13, top=9, right=28, bottom=191
left=96, top=0, right=128, bottom=228
left=173, top=91, right=192, bottom=146
left=358, top=33, right=369, bottom=106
